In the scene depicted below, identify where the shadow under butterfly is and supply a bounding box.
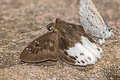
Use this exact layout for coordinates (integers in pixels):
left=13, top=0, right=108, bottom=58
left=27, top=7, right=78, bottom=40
left=20, top=18, right=102, bottom=66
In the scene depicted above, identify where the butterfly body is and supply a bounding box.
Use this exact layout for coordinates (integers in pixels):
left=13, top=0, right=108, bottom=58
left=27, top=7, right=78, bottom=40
left=20, top=18, right=102, bottom=66
left=79, top=0, right=113, bottom=44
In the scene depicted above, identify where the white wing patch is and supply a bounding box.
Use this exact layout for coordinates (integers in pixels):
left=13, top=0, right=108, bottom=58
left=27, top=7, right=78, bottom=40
left=79, top=0, right=113, bottom=42
left=66, top=36, right=102, bottom=66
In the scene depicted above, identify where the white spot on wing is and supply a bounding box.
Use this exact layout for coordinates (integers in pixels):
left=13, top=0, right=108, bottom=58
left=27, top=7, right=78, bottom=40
left=81, top=36, right=102, bottom=59
left=66, top=36, right=102, bottom=66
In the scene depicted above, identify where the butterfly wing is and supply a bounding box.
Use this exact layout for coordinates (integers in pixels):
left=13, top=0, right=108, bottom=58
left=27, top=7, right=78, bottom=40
left=55, top=19, right=102, bottom=66
left=20, top=32, right=58, bottom=62
left=79, top=0, right=113, bottom=40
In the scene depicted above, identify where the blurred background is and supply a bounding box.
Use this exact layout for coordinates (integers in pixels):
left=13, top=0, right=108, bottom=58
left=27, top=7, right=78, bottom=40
left=0, top=0, right=120, bottom=80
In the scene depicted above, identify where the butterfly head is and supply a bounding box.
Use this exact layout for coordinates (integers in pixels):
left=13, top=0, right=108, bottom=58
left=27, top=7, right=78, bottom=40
left=104, top=28, right=114, bottom=39
left=102, top=19, right=114, bottom=39
left=46, top=18, right=65, bottom=32
left=46, top=23, right=56, bottom=32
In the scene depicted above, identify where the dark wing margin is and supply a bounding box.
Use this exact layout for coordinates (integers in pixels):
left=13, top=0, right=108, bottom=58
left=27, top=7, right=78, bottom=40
left=20, top=32, right=58, bottom=62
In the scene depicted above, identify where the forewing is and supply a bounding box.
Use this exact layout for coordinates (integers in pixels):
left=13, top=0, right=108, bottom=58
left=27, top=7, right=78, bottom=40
left=55, top=19, right=102, bottom=66
left=20, top=32, right=58, bottom=62
left=79, top=0, right=113, bottom=39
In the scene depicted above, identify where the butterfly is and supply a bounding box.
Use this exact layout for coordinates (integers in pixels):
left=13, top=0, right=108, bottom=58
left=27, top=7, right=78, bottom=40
left=20, top=18, right=102, bottom=66
left=79, top=0, right=113, bottom=44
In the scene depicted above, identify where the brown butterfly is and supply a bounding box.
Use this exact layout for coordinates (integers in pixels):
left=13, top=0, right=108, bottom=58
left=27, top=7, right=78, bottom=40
left=20, top=18, right=102, bottom=66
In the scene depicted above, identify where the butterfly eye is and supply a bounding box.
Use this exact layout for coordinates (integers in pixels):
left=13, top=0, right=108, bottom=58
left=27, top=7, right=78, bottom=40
left=46, top=23, right=55, bottom=32
left=47, top=27, right=54, bottom=32
left=108, top=28, right=112, bottom=32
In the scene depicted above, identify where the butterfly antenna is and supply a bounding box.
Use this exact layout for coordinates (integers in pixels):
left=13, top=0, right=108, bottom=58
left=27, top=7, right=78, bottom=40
left=19, top=26, right=46, bottom=35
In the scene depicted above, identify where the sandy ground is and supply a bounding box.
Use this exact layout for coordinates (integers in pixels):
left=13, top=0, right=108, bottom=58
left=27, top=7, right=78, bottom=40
left=0, top=0, right=120, bottom=80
